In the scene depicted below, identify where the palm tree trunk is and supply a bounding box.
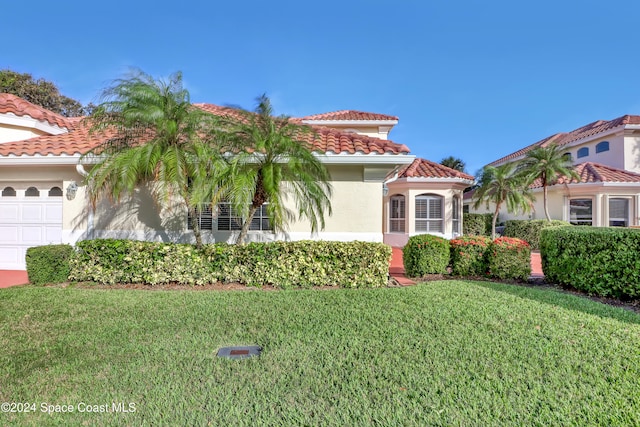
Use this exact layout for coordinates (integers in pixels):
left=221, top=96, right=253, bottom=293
left=235, top=205, right=260, bottom=245
left=543, top=185, right=551, bottom=221
left=491, top=203, right=501, bottom=240
left=189, top=206, right=204, bottom=249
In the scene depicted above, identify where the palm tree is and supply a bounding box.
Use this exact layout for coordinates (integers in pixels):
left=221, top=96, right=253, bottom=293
left=82, top=70, right=226, bottom=248
left=223, top=94, right=333, bottom=244
left=440, top=156, right=467, bottom=173
left=517, top=143, right=579, bottom=221
left=472, top=163, right=535, bottom=238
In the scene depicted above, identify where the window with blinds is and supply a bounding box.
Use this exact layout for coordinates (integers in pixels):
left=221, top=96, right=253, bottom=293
left=452, top=196, right=460, bottom=234
left=609, top=198, right=629, bottom=227
left=415, top=194, right=443, bottom=233
left=569, top=198, right=593, bottom=226
left=390, top=195, right=405, bottom=232
left=187, top=204, right=214, bottom=230
left=216, top=203, right=272, bottom=231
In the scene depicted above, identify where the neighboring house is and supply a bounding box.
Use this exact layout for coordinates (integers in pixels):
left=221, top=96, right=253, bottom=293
left=466, top=115, right=640, bottom=227
left=383, top=158, right=474, bottom=246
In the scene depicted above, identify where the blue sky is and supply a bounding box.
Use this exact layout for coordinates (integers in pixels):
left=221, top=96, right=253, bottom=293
left=3, top=0, right=640, bottom=175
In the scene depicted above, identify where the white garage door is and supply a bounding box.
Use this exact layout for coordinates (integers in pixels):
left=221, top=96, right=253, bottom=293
left=0, top=184, right=63, bottom=270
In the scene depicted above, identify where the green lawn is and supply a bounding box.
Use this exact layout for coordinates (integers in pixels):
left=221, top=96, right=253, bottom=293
left=1, top=281, right=639, bottom=426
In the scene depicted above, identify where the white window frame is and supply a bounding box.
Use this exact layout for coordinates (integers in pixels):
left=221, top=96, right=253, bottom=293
left=389, top=194, right=406, bottom=233
left=569, top=198, right=593, bottom=226
left=452, top=196, right=461, bottom=235
left=609, top=197, right=630, bottom=227
left=415, top=194, right=444, bottom=233
left=216, top=202, right=272, bottom=231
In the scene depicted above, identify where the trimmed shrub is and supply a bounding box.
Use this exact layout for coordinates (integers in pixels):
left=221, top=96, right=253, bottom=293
left=449, top=235, right=491, bottom=276
left=503, top=219, right=571, bottom=250
left=487, top=237, right=531, bottom=281
left=463, top=213, right=493, bottom=237
left=540, top=226, right=640, bottom=299
left=69, top=239, right=391, bottom=288
left=26, top=244, right=74, bottom=285
left=403, top=234, right=450, bottom=277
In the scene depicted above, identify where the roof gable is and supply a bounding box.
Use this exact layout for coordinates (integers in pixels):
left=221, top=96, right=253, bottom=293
left=532, top=162, right=640, bottom=187
left=491, top=115, right=640, bottom=166
left=0, top=93, right=74, bottom=131
left=394, top=158, right=474, bottom=181
left=299, top=110, right=398, bottom=122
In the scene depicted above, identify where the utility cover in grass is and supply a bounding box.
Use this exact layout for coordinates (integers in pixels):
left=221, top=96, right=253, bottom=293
left=217, top=345, right=261, bottom=359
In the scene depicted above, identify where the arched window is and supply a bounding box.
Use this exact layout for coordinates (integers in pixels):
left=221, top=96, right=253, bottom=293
left=415, top=194, right=443, bottom=233
left=577, top=147, right=589, bottom=158
left=1, top=187, right=16, bottom=197
left=389, top=194, right=405, bottom=233
left=25, top=187, right=40, bottom=197
left=596, top=141, right=610, bottom=153
left=563, top=152, right=572, bottom=161
left=48, top=187, right=63, bottom=197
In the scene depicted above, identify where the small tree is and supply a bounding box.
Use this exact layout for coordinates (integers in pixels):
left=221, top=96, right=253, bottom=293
left=472, top=163, right=535, bottom=239
left=517, top=143, right=579, bottom=221
left=440, top=156, right=467, bottom=173
left=223, top=94, right=333, bottom=244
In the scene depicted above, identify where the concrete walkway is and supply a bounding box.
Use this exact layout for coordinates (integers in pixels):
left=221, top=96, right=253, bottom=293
left=0, top=270, right=29, bottom=288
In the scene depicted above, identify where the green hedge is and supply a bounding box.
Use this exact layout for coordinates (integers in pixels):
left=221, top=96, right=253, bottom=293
left=26, top=244, right=74, bottom=285
left=487, top=237, right=531, bottom=281
left=402, top=234, right=449, bottom=277
left=503, top=219, right=571, bottom=250
left=540, top=226, right=640, bottom=298
left=69, top=239, right=391, bottom=288
left=463, top=213, right=493, bottom=237
left=449, top=235, right=491, bottom=276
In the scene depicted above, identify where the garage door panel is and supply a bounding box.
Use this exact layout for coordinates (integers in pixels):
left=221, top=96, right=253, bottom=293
left=22, top=205, right=44, bottom=221
left=0, top=226, right=19, bottom=245
left=0, top=247, right=21, bottom=265
left=44, top=205, right=63, bottom=222
left=0, top=204, right=19, bottom=222
left=21, top=226, right=44, bottom=243
left=45, top=226, right=62, bottom=242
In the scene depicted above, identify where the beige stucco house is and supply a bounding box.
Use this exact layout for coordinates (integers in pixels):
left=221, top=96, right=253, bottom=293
left=0, top=93, right=475, bottom=269
left=466, top=115, right=640, bottom=227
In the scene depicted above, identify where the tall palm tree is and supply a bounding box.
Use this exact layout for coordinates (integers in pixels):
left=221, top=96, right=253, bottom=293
left=440, top=156, right=467, bottom=173
left=82, top=70, right=226, bottom=248
left=517, top=143, right=579, bottom=221
left=223, top=94, right=333, bottom=244
left=473, top=163, right=535, bottom=238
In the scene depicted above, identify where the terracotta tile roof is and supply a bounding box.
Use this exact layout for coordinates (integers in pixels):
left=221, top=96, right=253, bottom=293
left=299, top=110, right=399, bottom=121
left=395, top=158, right=474, bottom=180
left=490, top=115, right=640, bottom=166
left=0, top=118, right=107, bottom=156
left=194, top=103, right=408, bottom=155
left=531, top=162, right=640, bottom=188
left=0, top=93, right=74, bottom=130
left=0, top=103, right=410, bottom=157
